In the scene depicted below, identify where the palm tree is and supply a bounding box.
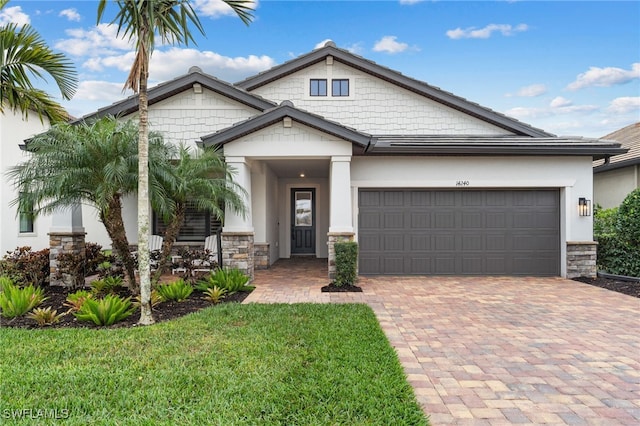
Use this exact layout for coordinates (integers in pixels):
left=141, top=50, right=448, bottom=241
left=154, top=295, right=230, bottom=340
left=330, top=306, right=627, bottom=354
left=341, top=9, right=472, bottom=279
left=8, top=116, right=176, bottom=289
left=97, top=0, right=253, bottom=325
left=0, top=0, right=77, bottom=123
left=153, top=145, right=246, bottom=280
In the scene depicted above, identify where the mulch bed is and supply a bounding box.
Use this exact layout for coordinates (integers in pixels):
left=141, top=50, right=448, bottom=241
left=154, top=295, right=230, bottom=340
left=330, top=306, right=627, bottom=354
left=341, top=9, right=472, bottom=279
left=321, top=283, right=363, bottom=292
left=572, top=275, right=640, bottom=298
left=1, top=285, right=250, bottom=329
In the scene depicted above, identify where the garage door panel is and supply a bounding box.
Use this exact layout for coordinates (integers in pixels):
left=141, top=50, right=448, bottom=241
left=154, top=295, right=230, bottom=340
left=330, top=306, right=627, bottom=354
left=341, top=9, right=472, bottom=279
left=383, top=234, right=404, bottom=251
left=359, top=189, right=559, bottom=276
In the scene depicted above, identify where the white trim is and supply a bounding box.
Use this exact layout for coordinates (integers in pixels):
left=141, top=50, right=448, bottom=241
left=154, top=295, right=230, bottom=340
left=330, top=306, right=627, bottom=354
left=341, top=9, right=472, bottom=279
left=351, top=179, right=577, bottom=188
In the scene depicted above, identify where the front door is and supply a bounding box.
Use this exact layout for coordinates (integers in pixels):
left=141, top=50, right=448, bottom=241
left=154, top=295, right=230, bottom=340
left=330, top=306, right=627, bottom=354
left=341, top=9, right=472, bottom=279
left=291, top=188, right=316, bottom=254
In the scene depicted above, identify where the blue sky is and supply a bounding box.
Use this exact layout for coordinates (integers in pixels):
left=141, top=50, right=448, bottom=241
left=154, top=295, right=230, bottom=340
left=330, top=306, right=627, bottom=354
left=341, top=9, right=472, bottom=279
left=2, top=0, right=639, bottom=137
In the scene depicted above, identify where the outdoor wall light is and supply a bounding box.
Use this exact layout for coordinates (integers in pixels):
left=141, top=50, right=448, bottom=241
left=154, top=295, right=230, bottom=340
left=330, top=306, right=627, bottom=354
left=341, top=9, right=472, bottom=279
left=578, top=197, right=591, bottom=217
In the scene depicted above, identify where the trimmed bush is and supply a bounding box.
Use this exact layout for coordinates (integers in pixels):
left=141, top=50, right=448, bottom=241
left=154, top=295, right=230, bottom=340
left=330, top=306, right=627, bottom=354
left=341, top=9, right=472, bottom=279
left=334, top=241, right=358, bottom=286
left=594, top=190, right=640, bottom=277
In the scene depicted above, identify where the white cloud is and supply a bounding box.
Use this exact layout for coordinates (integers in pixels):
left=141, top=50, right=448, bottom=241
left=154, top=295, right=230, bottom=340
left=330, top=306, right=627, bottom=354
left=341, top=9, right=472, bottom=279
left=373, top=36, right=408, bottom=54
left=549, top=96, right=572, bottom=108
left=506, top=98, right=598, bottom=120
left=506, top=84, right=547, bottom=97
left=566, top=63, right=640, bottom=90
left=607, top=97, right=640, bottom=114
left=82, top=48, right=275, bottom=83
left=55, top=24, right=133, bottom=57
left=73, top=80, right=131, bottom=102
left=314, top=39, right=334, bottom=50
left=446, top=23, right=529, bottom=40
left=0, top=5, right=30, bottom=26
left=399, top=0, right=424, bottom=4
left=59, top=8, right=81, bottom=22
left=192, top=0, right=259, bottom=19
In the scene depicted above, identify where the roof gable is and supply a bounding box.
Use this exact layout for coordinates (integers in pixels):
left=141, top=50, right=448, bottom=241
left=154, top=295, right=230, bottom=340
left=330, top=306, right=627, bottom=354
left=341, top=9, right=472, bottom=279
left=236, top=42, right=553, bottom=138
left=201, top=101, right=370, bottom=149
left=76, top=66, right=275, bottom=122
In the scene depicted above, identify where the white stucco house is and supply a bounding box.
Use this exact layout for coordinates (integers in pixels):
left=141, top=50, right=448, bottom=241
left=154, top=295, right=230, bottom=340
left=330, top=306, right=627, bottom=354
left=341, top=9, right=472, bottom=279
left=0, top=109, right=53, bottom=254
left=9, top=42, right=626, bottom=279
left=593, top=122, right=639, bottom=209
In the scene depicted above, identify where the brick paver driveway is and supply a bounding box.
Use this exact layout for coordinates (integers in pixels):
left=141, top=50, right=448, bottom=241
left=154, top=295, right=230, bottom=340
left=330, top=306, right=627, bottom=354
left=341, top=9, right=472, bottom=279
left=245, top=259, right=640, bottom=425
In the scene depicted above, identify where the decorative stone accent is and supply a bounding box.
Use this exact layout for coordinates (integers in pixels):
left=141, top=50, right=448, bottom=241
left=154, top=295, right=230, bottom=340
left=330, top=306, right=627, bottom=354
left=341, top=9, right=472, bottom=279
left=49, top=232, right=86, bottom=286
left=254, top=243, right=270, bottom=270
left=566, top=241, right=597, bottom=279
left=221, top=232, right=255, bottom=279
left=327, top=232, right=355, bottom=279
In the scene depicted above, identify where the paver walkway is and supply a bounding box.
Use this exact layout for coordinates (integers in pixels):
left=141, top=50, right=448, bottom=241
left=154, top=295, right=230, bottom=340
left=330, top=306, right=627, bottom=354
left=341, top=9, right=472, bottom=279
left=245, top=258, right=640, bottom=425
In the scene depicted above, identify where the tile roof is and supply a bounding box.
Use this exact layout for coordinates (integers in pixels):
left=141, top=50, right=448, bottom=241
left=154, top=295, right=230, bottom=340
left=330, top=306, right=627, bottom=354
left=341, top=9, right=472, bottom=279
left=593, top=122, right=639, bottom=172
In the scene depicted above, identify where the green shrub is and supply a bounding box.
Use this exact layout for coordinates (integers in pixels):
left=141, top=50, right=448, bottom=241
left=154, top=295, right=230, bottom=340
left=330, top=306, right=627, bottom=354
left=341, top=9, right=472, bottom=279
left=334, top=241, right=358, bottom=286
left=616, top=188, right=640, bottom=247
left=91, top=276, right=125, bottom=297
left=0, top=280, right=46, bottom=319
left=196, top=268, right=250, bottom=294
left=0, top=276, right=12, bottom=292
left=75, top=294, right=135, bottom=326
left=156, top=279, right=193, bottom=302
left=202, top=286, right=227, bottom=304
left=594, top=190, right=640, bottom=277
left=27, top=307, right=64, bottom=326
left=0, top=246, right=50, bottom=287
left=64, top=290, right=93, bottom=313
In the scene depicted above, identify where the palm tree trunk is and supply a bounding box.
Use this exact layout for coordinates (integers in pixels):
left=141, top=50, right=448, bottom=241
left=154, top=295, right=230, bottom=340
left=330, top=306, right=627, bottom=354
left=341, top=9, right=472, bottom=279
left=152, top=203, right=186, bottom=282
left=100, top=195, right=137, bottom=289
left=137, top=39, right=154, bottom=325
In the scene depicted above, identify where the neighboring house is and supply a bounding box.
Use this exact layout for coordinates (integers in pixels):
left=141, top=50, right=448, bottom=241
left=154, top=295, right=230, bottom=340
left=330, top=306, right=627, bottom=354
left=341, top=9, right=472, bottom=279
left=17, top=42, right=626, bottom=279
left=593, top=122, right=639, bottom=208
left=0, top=109, right=53, bottom=254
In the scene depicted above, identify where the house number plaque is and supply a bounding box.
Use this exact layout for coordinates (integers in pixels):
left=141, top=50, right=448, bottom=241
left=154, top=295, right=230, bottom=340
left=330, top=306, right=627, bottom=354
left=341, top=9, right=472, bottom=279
left=456, top=180, right=470, bottom=187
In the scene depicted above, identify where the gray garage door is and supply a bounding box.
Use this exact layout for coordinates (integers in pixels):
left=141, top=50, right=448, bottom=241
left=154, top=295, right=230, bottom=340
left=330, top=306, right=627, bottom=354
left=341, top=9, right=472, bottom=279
left=358, top=189, right=560, bottom=276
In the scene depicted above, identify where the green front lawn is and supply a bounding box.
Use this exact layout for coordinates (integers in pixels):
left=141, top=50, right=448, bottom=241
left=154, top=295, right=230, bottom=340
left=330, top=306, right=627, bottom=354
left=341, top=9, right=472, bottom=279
left=0, top=303, right=428, bottom=425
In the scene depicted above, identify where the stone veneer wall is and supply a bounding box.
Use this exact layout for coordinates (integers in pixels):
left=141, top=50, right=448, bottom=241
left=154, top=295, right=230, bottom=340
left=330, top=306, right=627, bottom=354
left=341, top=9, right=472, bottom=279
left=254, top=243, right=270, bottom=270
left=49, top=232, right=86, bottom=286
left=327, top=232, right=355, bottom=279
left=221, top=232, right=254, bottom=279
left=566, top=241, right=597, bottom=279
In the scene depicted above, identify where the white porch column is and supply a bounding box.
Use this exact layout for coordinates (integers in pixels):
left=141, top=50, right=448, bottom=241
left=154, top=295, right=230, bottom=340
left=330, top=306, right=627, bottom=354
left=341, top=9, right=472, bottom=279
left=223, top=156, right=253, bottom=233
left=329, top=156, right=353, bottom=233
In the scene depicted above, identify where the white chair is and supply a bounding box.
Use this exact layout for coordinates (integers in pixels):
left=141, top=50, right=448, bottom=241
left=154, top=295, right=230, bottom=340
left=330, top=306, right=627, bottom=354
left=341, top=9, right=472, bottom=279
left=171, top=235, right=219, bottom=276
left=132, top=235, right=164, bottom=271
left=192, top=235, right=219, bottom=275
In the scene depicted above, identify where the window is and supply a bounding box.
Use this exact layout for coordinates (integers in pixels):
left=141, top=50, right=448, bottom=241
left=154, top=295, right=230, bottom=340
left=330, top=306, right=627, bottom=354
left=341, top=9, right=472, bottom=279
left=153, top=201, right=222, bottom=242
left=19, top=195, right=34, bottom=233
left=310, top=79, right=327, bottom=96
left=332, top=79, right=349, bottom=96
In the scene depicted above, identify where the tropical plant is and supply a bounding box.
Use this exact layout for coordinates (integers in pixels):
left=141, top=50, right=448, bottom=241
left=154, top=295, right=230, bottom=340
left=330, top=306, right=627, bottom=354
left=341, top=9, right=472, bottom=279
left=197, top=268, right=250, bottom=294
left=0, top=246, right=49, bottom=287
left=27, top=307, right=64, bottom=326
left=202, top=286, right=227, bottom=304
left=0, top=0, right=78, bottom=123
left=133, top=290, right=163, bottom=310
left=153, top=145, right=246, bottom=279
left=97, top=0, right=254, bottom=326
left=0, top=280, right=46, bottom=319
left=8, top=116, right=176, bottom=289
left=64, top=290, right=93, bottom=313
left=90, top=276, right=125, bottom=297
left=0, top=276, right=11, bottom=292
left=75, top=294, right=135, bottom=326
left=156, top=279, right=193, bottom=302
